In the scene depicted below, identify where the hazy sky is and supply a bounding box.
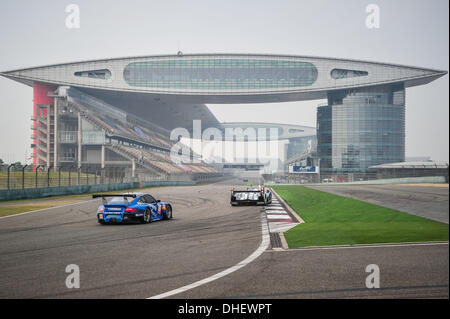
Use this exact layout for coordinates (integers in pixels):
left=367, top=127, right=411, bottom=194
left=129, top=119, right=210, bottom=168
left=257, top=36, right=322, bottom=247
left=0, top=0, right=448, bottom=163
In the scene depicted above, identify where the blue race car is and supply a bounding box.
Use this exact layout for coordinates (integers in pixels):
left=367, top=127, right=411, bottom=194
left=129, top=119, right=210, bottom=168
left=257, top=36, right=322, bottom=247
left=93, top=193, right=173, bottom=224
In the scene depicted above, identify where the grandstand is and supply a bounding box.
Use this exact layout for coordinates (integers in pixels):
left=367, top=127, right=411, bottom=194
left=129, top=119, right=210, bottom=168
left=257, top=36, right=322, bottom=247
left=47, top=87, right=219, bottom=180
left=68, top=88, right=172, bottom=149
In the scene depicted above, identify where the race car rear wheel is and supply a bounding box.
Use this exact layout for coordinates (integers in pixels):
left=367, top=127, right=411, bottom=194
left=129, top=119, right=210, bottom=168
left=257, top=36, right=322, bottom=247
left=142, top=208, right=152, bottom=224
left=163, top=205, right=172, bottom=220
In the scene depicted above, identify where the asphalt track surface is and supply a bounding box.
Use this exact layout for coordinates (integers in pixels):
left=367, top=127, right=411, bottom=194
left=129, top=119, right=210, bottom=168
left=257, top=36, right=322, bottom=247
left=0, top=180, right=448, bottom=298
left=307, top=184, right=449, bottom=223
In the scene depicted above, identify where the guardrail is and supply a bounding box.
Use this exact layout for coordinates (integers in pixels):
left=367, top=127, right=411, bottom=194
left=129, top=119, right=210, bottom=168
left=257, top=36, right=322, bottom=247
left=0, top=180, right=198, bottom=201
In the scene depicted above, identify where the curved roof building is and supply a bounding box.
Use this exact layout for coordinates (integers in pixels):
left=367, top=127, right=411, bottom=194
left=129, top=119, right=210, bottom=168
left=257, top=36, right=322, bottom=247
left=1, top=53, right=445, bottom=100
left=1, top=54, right=447, bottom=177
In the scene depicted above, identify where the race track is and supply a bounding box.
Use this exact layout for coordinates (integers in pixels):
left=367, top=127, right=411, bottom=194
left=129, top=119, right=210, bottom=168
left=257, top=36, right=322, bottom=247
left=0, top=180, right=262, bottom=298
left=0, top=180, right=448, bottom=299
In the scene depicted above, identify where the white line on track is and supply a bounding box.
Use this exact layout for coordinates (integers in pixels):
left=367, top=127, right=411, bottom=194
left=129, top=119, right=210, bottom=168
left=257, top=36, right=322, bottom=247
left=269, top=222, right=300, bottom=233
left=267, top=215, right=291, bottom=220
left=0, top=199, right=97, bottom=220
left=269, top=241, right=449, bottom=252
left=148, top=211, right=270, bottom=299
left=266, top=210, right=288, bottom=214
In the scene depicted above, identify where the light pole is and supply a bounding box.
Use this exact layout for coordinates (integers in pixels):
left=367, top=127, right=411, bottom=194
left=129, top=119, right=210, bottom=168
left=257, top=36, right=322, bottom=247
left=68, top=165, right=75, bottom=186
left=22, top=164, right=28, bottom=189
left=47, top=165, right=53, bottom=187
left=7, top=164, right=15, bottom=190
left=35, top=164, right=43, bottom=188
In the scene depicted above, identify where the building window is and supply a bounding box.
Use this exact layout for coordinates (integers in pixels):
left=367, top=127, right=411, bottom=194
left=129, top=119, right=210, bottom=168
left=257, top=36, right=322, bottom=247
left=330, top=69, right=368, bottom=79
left=123, top=59, right=318, bottom=90
left=74, top=69, right=111, bottom=79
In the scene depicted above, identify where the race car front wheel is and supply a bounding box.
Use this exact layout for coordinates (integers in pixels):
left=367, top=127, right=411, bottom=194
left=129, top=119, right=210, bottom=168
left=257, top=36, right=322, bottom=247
left=163, top=205, right=172, bottom=220
left=142, top=208, right=152, bottom=224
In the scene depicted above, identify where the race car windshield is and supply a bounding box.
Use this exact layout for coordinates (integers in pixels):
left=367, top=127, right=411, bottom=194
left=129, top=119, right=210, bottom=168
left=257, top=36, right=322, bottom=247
left=108, top=197, right=135, bottom=203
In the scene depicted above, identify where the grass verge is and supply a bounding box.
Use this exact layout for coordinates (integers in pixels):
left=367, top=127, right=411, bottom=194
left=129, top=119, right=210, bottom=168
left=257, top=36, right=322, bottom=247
left=0, top=186, right=158, bottom=217
left=272, top=185, right=449, bottom=248
left=0, top=201, right=79, bottom=217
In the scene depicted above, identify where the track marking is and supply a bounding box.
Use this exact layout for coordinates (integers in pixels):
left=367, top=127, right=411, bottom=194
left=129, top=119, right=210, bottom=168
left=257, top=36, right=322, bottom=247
left=269, top=188, right=305, bottom=224
left=265, top=192, right=299, bottom=234
left=268, top=241, right=449, bottom=252
left=0, top=199, right=97, bottom=220
left=267, top=214, right=291, bottom=220
left=269, top=222, right=299, bottom=233
left=148, top=211, right=270, bottom=299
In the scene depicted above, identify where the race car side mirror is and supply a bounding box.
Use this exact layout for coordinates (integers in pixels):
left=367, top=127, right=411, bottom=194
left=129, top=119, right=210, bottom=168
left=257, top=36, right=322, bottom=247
left=156, top=199, right=161, bottom=203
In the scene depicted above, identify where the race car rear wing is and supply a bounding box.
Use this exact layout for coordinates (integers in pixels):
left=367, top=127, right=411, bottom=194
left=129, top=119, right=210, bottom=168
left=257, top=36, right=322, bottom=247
left=92, top=194, right=138, bottom=205
left=231, top=186, right=264, bottom=193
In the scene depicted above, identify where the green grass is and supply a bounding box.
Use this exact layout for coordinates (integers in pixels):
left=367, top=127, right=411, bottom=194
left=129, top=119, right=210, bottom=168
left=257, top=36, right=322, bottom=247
left=0, top=201, right=80, bottom=217
left=272, top=186, right=449, bottom=248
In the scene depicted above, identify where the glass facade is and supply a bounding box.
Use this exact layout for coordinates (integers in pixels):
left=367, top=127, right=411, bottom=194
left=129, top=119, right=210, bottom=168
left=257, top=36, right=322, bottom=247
left=123, top=59, right=318, bottom=90
left=330, top=69, right=368, bottom=79
left=74, top=69, right=111, bottom=79
left=286, top=136, right=317, bottom=160
left=82, top=130, right=106, bottom=145
left=317, top=84, right=405, bottom=177
left=317, top=105, right=332, bottom=170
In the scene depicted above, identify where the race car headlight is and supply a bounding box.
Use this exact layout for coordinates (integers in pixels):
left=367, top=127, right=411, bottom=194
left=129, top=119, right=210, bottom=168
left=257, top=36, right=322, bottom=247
left=98, top=213, right=104, bottom=219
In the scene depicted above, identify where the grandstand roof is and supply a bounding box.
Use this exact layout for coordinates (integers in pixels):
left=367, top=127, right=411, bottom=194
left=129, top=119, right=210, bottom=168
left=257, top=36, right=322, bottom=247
left=1, top=53, right=446, bottom=104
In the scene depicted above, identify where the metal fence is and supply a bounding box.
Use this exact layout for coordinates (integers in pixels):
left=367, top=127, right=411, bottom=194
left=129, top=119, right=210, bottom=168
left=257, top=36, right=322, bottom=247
left=0, top=165, right=131, bottom=190
left=1, top=164, right=224, bottom=190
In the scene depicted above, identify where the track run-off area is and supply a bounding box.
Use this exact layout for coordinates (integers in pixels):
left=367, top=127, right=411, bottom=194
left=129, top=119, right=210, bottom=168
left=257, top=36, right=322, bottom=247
left=0, top=179, right=448, bottom=299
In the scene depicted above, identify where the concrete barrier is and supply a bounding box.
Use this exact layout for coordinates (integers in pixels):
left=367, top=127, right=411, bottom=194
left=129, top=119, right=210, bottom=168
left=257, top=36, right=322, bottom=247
left=267, top=176, right=449, bottom=187
left=141, top=180, right=197, bottom=188
left=0, top=180, right=198, bottom=201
